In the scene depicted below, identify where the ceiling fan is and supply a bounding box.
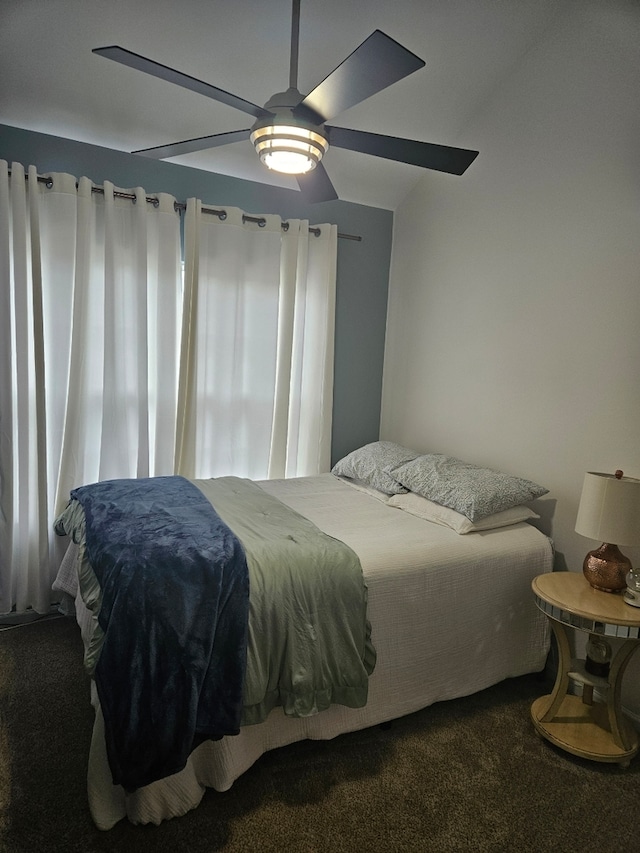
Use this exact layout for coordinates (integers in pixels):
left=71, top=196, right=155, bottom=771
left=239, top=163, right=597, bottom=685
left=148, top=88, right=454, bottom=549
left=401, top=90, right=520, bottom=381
left=93, top=0, right=479, bottom=204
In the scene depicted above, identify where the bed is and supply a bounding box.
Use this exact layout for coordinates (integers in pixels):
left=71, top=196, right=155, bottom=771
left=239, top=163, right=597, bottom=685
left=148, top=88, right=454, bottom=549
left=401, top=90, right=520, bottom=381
left=53, top=444, right=553, bottom=830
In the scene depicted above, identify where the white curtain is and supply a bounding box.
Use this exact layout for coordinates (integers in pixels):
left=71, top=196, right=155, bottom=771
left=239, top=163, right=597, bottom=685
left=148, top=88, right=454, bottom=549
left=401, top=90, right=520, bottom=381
left=55, top=180, right=182, bottom=501
left=0, top=163, right=338, bottom=615
left=0, top=163, right=182, bottom=615
left=269, top=218, right=337, bottom=478
left=176, top=200, right=337, bottom=481
left=0, top=162, right=52, bottom=614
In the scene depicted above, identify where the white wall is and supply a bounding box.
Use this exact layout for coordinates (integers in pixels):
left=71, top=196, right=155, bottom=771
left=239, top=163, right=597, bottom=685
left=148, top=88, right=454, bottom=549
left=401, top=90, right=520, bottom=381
left=381, top=1, right=640, bottom=707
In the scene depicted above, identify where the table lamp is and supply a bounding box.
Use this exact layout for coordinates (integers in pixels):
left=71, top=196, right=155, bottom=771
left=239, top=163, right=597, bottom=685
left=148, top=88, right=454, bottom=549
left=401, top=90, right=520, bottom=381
left=575, top=470, right=640, bottom=593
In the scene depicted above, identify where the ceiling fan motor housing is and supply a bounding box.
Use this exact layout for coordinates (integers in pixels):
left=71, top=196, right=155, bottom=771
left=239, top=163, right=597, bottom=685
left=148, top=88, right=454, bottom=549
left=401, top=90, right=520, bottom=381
left=250, top=88, right=329, bottom=174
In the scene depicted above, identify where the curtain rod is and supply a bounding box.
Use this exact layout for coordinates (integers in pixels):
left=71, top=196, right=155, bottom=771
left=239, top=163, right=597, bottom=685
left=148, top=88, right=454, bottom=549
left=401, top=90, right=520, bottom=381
left=21, top=172, right=362, bottom=242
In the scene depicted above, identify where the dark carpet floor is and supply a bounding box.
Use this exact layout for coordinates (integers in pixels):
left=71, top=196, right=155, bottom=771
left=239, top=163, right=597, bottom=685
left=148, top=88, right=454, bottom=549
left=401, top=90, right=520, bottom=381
left=1, top=616, right=638, bottom=853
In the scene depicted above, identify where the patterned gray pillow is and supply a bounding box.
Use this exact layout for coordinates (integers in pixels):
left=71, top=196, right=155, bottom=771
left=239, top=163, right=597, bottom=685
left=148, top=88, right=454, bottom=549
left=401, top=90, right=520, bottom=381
left=331, top=441, right=419, bottom=495
left=389, top=454, right=548, bottom=521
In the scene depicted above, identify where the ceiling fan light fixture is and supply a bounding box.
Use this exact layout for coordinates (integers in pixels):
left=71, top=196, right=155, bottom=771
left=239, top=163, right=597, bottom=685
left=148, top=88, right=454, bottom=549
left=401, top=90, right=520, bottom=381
left=250, top=124, right=329, bottom=175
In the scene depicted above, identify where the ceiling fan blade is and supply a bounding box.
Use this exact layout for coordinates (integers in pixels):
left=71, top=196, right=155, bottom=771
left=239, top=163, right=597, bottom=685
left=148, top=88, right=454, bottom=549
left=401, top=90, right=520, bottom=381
left=133, top=129, right=251, bottom=160
left=296, top=163, right=338, bottom=204
left=328, top=126, right=479, bottom=175
left=293, top=30, right=425, bottom=125
left=93, top=46, right=271, bottom=119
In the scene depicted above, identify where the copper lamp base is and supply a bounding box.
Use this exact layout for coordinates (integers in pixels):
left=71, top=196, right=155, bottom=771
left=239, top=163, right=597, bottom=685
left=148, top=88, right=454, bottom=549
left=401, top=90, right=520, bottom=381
left=583, top=543, right=631, bottom=593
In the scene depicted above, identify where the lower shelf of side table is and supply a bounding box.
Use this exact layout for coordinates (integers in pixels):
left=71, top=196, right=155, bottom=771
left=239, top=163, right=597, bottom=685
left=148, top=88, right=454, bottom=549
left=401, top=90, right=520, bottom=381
left=531, top=694, right=638, bottom=767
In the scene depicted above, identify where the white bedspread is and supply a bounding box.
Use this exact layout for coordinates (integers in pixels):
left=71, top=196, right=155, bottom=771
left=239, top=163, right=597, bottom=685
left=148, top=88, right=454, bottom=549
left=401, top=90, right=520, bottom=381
left=58, top=474, right=553, bottom=829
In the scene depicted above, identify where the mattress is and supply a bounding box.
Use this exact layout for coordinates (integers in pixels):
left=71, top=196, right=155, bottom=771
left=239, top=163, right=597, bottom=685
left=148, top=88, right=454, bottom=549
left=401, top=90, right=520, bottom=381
left=56, top=473, right=553, bottom=829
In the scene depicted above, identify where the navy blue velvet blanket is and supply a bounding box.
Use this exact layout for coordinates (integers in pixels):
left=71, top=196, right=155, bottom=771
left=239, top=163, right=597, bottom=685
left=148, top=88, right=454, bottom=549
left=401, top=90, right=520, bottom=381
left=70, top=475, right=249, bottom=791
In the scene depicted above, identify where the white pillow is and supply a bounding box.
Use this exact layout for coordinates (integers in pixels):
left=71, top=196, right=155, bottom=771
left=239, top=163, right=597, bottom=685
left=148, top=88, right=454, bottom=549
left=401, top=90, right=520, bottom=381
left=334, top=476, right=391, bottom=502
left=387, top=491, right=539, bottom=534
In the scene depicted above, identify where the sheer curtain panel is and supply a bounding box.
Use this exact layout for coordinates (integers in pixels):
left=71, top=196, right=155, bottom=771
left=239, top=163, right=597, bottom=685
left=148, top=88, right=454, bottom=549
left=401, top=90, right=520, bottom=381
left=269, top=219, right=338, bottom=478
left=1, top=162, right=52, bottom=614
left=177, top=201, right=285, bottom=479
left=176, top=201, right=337, bottom=481
left=55, top=181, right=182, bottom=503
left=0, top=163, right=182, bottom=615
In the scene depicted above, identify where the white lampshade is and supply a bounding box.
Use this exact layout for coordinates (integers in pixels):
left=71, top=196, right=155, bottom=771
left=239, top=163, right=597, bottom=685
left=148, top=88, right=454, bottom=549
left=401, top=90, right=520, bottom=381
left=575, top=472, right=640, bottom=545
left=250, top=124, right=329, bottom=175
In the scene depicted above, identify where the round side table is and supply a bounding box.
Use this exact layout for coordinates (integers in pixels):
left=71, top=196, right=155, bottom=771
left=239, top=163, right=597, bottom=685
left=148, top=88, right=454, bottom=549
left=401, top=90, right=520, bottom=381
left=531, top=571, right=640, bottom=767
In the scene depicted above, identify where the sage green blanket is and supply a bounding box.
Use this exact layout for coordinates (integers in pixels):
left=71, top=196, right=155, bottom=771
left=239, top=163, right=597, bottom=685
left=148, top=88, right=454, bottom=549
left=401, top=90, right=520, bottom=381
left=193, top=477, right=376, bottom=725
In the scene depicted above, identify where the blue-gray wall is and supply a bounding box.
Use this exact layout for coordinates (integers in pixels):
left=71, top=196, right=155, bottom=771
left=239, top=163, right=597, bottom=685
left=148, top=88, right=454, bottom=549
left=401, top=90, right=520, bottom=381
left=0, top=123, right=393, bottom=465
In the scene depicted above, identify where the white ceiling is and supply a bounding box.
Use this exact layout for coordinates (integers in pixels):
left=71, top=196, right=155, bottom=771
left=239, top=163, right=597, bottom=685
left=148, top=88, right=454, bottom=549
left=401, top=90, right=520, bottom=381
left=0, top=0, right=565, bottom=209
